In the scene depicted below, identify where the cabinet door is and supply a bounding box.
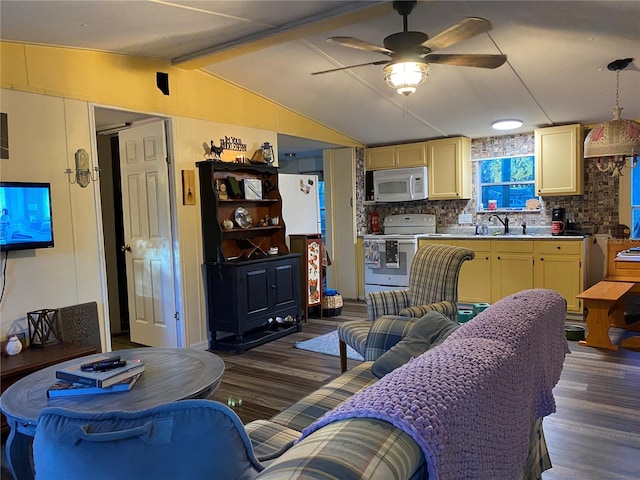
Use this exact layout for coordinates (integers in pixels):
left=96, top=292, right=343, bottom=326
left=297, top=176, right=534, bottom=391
left=395, top=143, right=427, bottom=168
left=459, top=253, right=492, bottom=304
left=534, top=255, right=582, bottom=312
left=534, top=124, right=584, bottom=196
left=272, top=261, right=298, bottom=308
left=491, top=253, right=534, bottom=302
left=366, top=146, right=395, bottom=170
left=427, top=137, right=471, bottom=199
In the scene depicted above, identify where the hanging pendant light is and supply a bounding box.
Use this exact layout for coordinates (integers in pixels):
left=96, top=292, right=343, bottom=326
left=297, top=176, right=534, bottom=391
left=584, top=58, right=640, bottom=176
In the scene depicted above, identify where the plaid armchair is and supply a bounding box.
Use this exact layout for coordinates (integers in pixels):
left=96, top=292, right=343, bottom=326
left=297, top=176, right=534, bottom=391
left=337, top=243, right=474, bottom=371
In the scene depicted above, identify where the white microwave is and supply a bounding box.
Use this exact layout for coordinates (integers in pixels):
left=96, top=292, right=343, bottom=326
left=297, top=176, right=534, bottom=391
left=373, top=166, right=428, bottom=203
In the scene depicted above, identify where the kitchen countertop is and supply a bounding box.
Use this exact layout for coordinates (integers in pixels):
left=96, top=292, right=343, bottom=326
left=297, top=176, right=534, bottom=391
left=360, top=226, right=590, bottom=240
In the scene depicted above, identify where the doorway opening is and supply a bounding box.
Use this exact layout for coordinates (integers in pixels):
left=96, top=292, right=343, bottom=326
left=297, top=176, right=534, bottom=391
left=94, top=107, right=174, bottom=349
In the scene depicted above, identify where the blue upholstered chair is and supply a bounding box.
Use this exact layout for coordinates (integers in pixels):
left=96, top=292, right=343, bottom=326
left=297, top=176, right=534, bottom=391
left=33, top=399, right=264, bottom=480
left=337, top=243, right=474, bottom=371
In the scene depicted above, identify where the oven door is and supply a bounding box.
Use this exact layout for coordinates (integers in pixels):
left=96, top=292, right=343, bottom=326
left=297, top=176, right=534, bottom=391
left=364, top=237, right=417, bottom=292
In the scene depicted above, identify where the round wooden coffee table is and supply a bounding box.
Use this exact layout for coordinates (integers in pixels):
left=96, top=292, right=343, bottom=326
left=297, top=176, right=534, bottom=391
left=0, top=347, right=225, bottom=480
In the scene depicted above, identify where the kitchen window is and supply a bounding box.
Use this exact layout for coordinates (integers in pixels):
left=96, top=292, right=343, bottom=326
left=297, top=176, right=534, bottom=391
left=477, top=155, right=537, bottom=211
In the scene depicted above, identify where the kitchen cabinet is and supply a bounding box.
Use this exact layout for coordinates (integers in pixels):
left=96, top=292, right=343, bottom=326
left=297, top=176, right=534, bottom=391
left=534, top=124, right=584, bottom=196
left=534, top=240, right=584, bottom=312
left=420, top=237, right=586, bottom=314
left=426, top=136, right=471, bottom=200
left=197, top=161, right=302, bottom=352
left=365, top=146, right=395, bottom=170
left=419, top=238, right=491, bottom=304
left=289, top=233, right=323, bottom=321
left=365, top=142, right=427, bottom=170
left=491, top=240, right=534, bottom=301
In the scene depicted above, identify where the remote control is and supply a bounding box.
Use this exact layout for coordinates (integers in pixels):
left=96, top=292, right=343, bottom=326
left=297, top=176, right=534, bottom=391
left=80, top=356, right=126, bottom=372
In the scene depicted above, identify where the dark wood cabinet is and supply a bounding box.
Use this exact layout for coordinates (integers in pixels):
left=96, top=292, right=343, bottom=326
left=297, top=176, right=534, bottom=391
left=289, top=233, right=323, bottom=321
left=196, top=161, right=302, bottom=353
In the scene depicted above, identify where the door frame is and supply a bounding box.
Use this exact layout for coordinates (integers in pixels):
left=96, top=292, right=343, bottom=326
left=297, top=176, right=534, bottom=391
left=89, top=104, right=184, bottom=350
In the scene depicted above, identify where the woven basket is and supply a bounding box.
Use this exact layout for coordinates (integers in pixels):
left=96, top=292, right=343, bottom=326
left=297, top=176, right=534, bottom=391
left=322, top=294, right=343, bottom=317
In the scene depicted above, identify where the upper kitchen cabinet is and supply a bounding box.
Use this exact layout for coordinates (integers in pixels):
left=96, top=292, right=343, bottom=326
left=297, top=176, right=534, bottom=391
left=365, top=143, right=427, bottom=170
left=534, top=124, right=584, bottom=196
left=427, top=137, right=471, bottom=200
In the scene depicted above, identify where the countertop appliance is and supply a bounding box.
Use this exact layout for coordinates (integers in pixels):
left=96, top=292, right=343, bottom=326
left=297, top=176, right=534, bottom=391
left=373, top=166, right=428, bottom=203
left=363, top=214, right=439, bottom=294
left=551, top=207, right=566, bottom=235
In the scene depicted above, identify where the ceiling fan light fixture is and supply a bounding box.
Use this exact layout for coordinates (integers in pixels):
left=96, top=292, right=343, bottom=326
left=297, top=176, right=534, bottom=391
left=585, top=58, right=640, bottom=176
left=384, top=61, right=429, bottom=96
left=492, top=119, right=523, bottom=131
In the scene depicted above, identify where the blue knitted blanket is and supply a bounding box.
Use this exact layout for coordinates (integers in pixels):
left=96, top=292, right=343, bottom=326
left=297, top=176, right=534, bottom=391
left=299, top=289, right=569, bottom=480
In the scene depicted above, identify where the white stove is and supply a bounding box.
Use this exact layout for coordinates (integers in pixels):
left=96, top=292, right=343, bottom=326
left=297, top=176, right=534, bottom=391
left=364, top=214, right=440, bottom=293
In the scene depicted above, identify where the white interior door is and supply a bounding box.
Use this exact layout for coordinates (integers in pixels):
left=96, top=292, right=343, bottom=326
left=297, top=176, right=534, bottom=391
left=118, top=121, right=177, bottom=347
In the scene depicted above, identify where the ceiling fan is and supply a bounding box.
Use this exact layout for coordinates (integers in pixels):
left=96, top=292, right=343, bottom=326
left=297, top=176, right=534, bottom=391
left=311, top=1, right=507, bottom=95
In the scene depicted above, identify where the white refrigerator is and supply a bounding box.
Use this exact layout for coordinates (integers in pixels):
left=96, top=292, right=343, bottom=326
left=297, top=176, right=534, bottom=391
left=278, top=174, right=321, bottom=244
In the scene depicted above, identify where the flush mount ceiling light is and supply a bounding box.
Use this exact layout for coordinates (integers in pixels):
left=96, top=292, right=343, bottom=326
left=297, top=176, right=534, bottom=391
left=384, top=60, right=429, bottom=96
left=585, top=57, right=640, bottom=176
left=492, top=119, right=523, bottom=131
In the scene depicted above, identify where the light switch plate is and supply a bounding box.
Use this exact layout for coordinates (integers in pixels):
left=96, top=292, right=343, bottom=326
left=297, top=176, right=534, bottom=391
left=458, top=214, right=472, bottom=224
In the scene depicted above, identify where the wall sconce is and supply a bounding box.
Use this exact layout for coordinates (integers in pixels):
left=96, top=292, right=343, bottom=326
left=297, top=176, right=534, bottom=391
left=64, top=148, right=100, bottom=187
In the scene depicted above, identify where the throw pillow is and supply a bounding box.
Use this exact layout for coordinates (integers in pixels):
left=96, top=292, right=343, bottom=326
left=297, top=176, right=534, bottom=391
left=371, top=311, right=459, bottom=378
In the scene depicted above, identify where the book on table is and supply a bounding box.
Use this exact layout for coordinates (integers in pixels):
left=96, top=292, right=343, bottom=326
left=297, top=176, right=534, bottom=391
left=46, top=373, right=142, bottom=398
left=55, top=357, right=145, bottom=388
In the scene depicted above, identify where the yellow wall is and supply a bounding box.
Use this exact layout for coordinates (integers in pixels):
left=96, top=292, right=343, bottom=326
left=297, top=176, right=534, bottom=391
left=1, top=41, right=361, bottom=147
left=0, top=41, right=362, bottom=347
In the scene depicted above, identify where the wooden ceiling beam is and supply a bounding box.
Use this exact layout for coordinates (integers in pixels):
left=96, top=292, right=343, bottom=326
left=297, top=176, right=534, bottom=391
left=172, top=2, right=393, bottom=70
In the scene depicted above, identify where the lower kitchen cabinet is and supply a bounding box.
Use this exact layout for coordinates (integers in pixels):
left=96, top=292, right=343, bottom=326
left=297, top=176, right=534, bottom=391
left=533, top=240, right=584, bottom=312
left=491, top=241, right=534, bottom=301
left=421, top=237, right=585, bottom=313
left=203, top=254, right=302, bottom=353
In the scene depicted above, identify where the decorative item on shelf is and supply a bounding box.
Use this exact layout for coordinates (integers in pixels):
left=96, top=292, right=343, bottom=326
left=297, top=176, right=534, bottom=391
left=261, top=142, right=274, bottom=164
left=234, top=207, right=252, bottom=229
left=215, top=180, right=228, bottom=200
left=249, top=149, right=266, bottom=164
left=64, top=148, right=100, bottom=187
left=243, top=178, right=263, bottom=200
left=585, top=58, right=640, bottom=176
left=27, top=308, right=60, bottom=347
left=4, top=335, right=23, bottom=355
left=221, top=219, right=234, bottom=231
left=226, top=176, right=242, bottom=198
left=235, top=154, right=246, bottom=164
left=205, top=140, right=224, bottom=161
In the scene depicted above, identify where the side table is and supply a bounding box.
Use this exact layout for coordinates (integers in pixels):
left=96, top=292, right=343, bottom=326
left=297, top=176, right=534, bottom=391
left=1, top=342, right=97, bottom=437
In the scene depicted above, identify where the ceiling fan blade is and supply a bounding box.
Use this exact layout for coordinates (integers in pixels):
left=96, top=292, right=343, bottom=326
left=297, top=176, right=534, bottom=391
left=422, top=17, right=492, bottom=52
left=311, top=60, right=390, bottom=76
left=327, top=36, right=392, bottom=55
left=425, top=53, right=507, bottom=69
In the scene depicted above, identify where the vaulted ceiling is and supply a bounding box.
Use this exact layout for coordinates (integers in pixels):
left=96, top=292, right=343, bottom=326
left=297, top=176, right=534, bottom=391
left=2, top=1, right=639, bottom=157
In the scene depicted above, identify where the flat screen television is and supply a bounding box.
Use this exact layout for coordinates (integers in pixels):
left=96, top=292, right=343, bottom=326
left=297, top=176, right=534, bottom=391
left=0, top=181, right=54, bottom=252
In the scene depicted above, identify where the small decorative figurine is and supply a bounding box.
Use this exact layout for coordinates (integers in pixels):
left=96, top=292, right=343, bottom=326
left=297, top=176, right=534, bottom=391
left=5, top=335, right=23, bottom=356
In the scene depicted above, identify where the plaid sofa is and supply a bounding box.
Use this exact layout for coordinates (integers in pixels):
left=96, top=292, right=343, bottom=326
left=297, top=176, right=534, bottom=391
left=248, top=313, right=553, bottom=480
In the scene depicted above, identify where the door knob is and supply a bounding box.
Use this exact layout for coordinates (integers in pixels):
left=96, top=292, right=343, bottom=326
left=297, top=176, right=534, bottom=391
left=121, top=244, right=132, bottom=252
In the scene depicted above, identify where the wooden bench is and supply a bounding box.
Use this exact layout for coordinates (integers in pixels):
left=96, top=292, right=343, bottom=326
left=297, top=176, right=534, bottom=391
left=576, top=280, right=635, bottom=350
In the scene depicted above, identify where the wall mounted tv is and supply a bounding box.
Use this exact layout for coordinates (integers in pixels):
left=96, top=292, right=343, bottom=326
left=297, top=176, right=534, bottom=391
left=0, top=181, right=54, bottom=252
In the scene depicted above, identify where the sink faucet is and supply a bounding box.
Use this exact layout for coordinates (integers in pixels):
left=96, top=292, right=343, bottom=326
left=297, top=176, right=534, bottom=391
left=488, top=214, right=509, bottom=234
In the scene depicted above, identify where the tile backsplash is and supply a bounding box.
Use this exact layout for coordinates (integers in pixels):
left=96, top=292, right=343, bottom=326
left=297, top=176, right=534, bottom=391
left=356, top=133, right=619, bottom=236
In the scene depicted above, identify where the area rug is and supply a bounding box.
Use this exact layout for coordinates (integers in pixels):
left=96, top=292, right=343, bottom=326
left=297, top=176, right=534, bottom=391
left=294, top=330, right=364, bottom=361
